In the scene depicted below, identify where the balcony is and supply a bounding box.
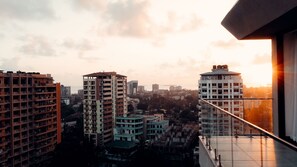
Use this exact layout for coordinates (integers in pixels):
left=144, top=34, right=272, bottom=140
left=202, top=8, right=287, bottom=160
left=198, top=99, right=297, bottom=167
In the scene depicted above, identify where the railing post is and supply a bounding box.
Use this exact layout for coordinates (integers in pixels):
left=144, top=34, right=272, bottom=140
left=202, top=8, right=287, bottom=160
left=218, top=155, right=222, bottom=167
left=214, top=149, right=218, bottom=161
left=206, top=136, right=209, bottom=146
left=249, top=129, right=253, bottom=138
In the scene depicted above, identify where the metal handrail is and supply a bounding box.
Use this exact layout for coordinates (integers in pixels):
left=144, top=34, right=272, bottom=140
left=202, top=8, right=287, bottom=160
left=200, top=98, right=297, bottom=152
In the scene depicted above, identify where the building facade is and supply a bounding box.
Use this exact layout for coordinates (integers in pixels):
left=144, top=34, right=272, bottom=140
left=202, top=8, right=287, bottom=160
left=198, top=65, right=243, bottom=135
left=61, top=85, right=71, bottom=105
left=0, top=71, right=61, bottom=167
left=143, top=115, right=169, bottom=141
left=114, top=115, right=143, bottom=142
left=114, top=114, right=169, bottom=142
left=61, top=85, right=71, bottom=98
left=137, top=86, right=145, bottom=94
left=127, top=80, right=138, bottom=96
left=83, top=72, right=127, bottom=146
left=152, top=84, right=159, bottom=92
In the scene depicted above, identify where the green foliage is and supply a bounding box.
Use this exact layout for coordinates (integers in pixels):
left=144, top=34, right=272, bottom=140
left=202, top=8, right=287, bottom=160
left=179, top=109, right=197, bottom=123
left=61, top=103, right=75, bottom=119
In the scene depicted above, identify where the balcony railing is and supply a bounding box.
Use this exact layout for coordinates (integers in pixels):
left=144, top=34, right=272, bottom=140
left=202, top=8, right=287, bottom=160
left=199, top=99, right=297, bottom=167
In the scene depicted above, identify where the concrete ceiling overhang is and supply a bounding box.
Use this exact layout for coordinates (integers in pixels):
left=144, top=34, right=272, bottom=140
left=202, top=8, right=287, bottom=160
left=221, top=0, right=297, bottom=39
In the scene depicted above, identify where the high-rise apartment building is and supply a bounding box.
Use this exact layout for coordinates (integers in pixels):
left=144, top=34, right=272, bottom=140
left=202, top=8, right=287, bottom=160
left=127, top=80, right=138, bottom=96
left=152, top=84, right=159, bottom=92
left=137, top=85, right=145, bottom=94
left=0, top=71, right=61, bottom=167
left=83, top=72, right=127, bottom=146
left=61, top=85, right=71, bottom=98
left=61, top=85, right=71, bottom=105
left=198, top=65, right=243, bottom=135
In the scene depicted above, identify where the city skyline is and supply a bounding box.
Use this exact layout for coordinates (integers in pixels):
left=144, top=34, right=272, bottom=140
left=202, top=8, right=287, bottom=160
left=0, top=0, right=272, bottom=93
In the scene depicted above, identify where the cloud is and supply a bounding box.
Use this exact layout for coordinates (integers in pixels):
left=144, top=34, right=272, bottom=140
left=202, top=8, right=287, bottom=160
left=180, top=14, right=203, bottom=32
left=103, top=1, right=203, bottom=38
left=73, top=0, right=204, bottom=40
left=104, top=0, right=153, bottom=37
left=61, top=38, right=100, bottom=62
left=73, top=0, right=107, bottom=11
left=252, top=54, right=271, bottom=64
left=62, top=38, right=95, bottom=50
left=0, top=0, right=55, bottom=20
left=212, top=39, right=243, bottom=49
left=78, top=51, right=101, bottom=63
left=159, top=57, right=201, bottom=74
left=0, top=56, right=21, bottom=71
left=0, top=33, right=4, bottom=39
left=18, top=35, right=57, bottom=57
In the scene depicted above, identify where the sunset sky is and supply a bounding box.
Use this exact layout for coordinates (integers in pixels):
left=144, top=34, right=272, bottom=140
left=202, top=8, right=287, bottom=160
left=0, top=0, right=272, bottom=92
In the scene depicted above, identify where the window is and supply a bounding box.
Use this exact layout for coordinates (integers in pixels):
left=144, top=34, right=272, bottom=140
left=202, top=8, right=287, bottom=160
left=218, top=83, right=222, bottom=88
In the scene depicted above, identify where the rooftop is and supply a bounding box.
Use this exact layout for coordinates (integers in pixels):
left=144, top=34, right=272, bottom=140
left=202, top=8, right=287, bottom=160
left=200, top=70, right=240, bottom=76
left=200, top=65, right=240, bottom=76
left=83, top=72, right=126, bottom=78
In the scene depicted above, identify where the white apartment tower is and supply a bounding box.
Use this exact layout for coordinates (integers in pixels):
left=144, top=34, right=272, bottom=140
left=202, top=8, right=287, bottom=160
left=127, top=80, right=138, bottom=95
left=83, top=72, right=127, bottom=146
left=199, top=65, right=243, bottom=135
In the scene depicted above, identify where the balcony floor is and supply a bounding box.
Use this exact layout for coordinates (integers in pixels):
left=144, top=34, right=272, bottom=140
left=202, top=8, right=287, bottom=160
left=202, top=136, right=297, bottom=167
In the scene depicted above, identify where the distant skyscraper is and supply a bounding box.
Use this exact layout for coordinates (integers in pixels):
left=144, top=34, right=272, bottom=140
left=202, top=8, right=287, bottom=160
left=127, top=80, right=138, bottom=95
left=152, top=84, right=159, bottom=92
left=61, top=85, right=71, bottom=97
left=61, top=85, right=71, bottom=105
left=77, top=89, right=84, bottom=99
left=83, top=72, right=127, bottom=146
left=0, top=71, right=61, bottom=166
left=137, top=85, right=145, bottom=93
left=199, top=65, right=243, bottom=135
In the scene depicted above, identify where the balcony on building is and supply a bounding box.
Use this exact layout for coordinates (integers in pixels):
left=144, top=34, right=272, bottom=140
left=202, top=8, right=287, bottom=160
left=198, top=0, right=297, bottom=166
left=198, top=99, right=297, bottom=167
